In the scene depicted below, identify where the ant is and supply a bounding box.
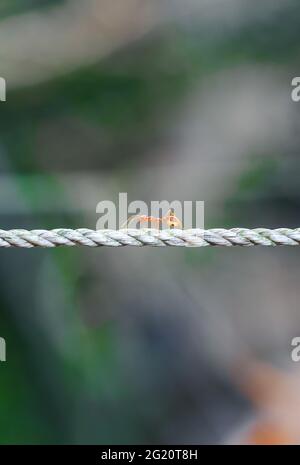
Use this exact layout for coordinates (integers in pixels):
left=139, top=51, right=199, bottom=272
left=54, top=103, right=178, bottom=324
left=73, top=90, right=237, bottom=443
left=122, top=209, right=182, bottom=229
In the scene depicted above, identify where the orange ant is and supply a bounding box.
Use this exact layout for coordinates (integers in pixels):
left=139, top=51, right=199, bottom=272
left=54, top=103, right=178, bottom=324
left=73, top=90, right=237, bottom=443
left=122, top=209, right=182, bottom=229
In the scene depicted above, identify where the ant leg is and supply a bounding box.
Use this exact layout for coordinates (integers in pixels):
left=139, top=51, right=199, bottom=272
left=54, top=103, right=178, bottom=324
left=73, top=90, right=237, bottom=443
left=121, top=215, right=143, bottom=228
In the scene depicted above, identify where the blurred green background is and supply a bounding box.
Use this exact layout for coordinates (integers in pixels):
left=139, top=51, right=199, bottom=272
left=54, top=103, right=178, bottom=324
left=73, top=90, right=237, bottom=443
left=0, top=0, right=300, bottom=445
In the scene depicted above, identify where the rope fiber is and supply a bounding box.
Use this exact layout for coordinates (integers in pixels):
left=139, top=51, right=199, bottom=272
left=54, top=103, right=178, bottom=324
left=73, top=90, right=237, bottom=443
left=0, top=228, right=299, bottom=248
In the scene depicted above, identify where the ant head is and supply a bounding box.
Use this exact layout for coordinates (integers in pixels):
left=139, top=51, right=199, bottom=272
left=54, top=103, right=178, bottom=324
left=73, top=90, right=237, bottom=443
left=164, top=209, right=182, bottom=228
left=166, top=218, right=182, bottom=228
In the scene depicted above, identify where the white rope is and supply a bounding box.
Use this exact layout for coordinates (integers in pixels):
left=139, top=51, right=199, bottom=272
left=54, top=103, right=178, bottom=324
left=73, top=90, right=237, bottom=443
left=0, top=228, right=299, bottom=248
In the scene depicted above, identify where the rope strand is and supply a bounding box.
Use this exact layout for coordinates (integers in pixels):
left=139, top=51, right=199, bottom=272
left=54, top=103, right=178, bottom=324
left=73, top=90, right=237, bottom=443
left=0, top=228, right=299, bottom=248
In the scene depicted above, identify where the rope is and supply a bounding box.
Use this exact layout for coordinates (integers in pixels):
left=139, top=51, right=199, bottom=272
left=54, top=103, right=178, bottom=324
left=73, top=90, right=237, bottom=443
left=0, top=228, right=299, bottom=248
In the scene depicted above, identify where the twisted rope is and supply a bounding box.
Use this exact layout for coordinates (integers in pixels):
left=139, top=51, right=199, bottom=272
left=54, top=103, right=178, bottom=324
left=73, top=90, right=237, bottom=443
left=0, top=228, right=299, bottom=248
